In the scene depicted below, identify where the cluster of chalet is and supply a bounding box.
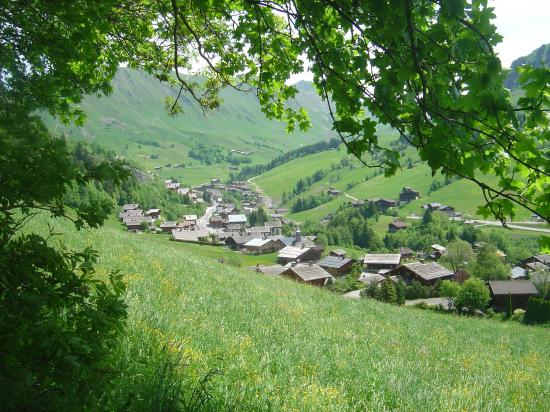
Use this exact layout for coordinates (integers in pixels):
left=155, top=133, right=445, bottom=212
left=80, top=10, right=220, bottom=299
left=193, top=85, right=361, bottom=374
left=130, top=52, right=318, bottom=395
left=164, top=179, right=205, bottom=203
left=253, top=246, right=356, bottom=287
left=507, top=254, right=550, bottom=281
left=119, top=204, right=160, bottom=231
left=170, top=179, right=287, bottom=245
left=229, top=149, right=252, bottom=156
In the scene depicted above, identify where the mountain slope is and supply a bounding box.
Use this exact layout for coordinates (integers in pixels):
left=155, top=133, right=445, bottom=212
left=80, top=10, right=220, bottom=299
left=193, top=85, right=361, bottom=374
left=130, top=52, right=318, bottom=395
left=505, top=43, right=550, bottom=89
left=49, top=69, right=335, bottom=184
left=29, top=215, right=550, bottom=410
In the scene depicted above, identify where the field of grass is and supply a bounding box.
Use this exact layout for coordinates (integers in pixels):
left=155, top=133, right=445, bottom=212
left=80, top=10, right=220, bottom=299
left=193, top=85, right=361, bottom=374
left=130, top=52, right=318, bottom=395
left=25, top=215, right=550, bottom=410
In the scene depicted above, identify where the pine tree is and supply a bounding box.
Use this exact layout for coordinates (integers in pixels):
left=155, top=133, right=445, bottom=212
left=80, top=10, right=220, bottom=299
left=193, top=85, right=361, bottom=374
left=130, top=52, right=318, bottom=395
left=379, top=279, right=397, bottom=304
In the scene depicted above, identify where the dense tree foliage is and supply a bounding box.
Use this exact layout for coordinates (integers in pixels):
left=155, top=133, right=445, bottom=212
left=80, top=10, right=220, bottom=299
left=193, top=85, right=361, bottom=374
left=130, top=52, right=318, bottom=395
left=454, top=278, right=491, bottom=312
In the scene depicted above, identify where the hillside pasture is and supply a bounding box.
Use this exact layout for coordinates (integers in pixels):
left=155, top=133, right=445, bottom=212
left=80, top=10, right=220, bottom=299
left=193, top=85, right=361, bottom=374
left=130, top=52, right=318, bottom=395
left=26, top=215, right=550, bottom=411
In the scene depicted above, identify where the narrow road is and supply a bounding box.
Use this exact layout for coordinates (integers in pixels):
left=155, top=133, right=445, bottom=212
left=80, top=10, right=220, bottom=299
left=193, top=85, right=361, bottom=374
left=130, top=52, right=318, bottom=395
left=406, top=215, right=550, bottom=234
left=248, top=177, right=273, bottom=209
left=469, top=220, right=550, bottom=234
left=197, top=201, right=217, bottom=229
left=344, top=193, right=359, bottom=201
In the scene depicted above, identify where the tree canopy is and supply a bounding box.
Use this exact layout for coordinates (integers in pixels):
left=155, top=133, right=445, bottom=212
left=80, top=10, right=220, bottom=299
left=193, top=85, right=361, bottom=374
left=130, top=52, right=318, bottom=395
left=3, top=1, right=549, bottom=228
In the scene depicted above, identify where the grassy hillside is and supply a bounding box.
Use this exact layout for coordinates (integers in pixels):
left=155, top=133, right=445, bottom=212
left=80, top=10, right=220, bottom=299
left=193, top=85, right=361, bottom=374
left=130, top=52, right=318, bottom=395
left=27, top=215, right=550, bottom=410
left=253, top=148, right=533, bottom=224
left=49, top=69, right=336, bottom=185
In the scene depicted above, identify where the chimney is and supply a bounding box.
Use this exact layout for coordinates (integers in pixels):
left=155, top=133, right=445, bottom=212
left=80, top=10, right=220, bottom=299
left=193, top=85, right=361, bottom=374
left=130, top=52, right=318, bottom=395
left=295, top=228, right=301, bottom=244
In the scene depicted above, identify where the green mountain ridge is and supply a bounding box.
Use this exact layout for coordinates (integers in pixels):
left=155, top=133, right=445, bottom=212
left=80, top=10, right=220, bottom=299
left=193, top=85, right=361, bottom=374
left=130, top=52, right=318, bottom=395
left=49, top=68, right=335, bottom=184
left=505, top=43, right=550, bottom=89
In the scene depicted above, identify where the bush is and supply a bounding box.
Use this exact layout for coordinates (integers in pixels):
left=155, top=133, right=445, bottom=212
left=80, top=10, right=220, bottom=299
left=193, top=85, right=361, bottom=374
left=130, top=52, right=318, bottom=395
left=524, top=297, right=550, bottom=325
left=454, top=278, right=490, bottom=312
left=438, top=280, right=461, bottom=298
left=511, top=309, right=526, bottom=323
left=0, top=235, right=127, bottom=410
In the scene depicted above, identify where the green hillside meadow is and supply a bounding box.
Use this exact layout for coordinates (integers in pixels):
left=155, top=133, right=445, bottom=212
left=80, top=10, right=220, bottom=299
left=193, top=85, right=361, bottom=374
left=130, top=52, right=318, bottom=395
left=48, top=69, right=336, bottom=185
left=27, top=215, right=550, bottom=410
left=252, top=147, right=533, bottom=223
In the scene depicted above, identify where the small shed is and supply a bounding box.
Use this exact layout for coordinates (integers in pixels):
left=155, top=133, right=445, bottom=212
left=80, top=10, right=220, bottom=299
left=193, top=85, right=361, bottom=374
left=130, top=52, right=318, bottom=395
left=488, top=280, right=539, bottom=311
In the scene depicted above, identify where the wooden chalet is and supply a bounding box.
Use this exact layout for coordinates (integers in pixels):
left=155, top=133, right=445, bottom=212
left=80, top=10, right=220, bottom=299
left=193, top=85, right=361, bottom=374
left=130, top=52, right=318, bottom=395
left=329, top=249, right=347, bottom=258
left=160, top=221, right=177, bottom=233
left=327, top=187, right=341, bottom=196
left=172, top=229, right=217, bottom=244
left=225, top=234, right=257, bottom=250
left=265, top=221, right=282, bottom=235
left=253, top=264, right=286, bottom=277
left=226, top=214, right=247, bottom=228
left=388, top=262, right=454, bottom=286
left=363, top=254, right=401, bottom=271
left=121, top=203, right=139, bottom=212
left=209, top=215, right=224, bottom=228
left=124, top=216, right=153, bottom=232
left=488, top=280, right=539, bottom=311
left=430, top=244, right=447, bottom=260
left=145, top=208, right=161, bottom=220
left=277, top=246, right=321, bottom=264
left=318, top=256, right=356, bottom=277
left=282, top=263, right=332, bottom=286
left=244, top=238, right=285, bottom=254
left=399, top=187, right=419, bottom=203
left=399, top=247, right=415, bottom=260
left=388, top=221, right=408, bottom=232
left=371, top=198, right=397, bottom=210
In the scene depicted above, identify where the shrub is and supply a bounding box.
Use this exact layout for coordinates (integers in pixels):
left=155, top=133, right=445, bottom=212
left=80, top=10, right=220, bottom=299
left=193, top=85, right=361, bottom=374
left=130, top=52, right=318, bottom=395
left=511, top=309, right=526, bottom=323
left=439, top=280, right=461, bottom=298
left=524, top=297, right=550, bottom=325
left=379, top=279, right=397, bottom=304
left=454, top=278, right=490, bottom=312
left=0, top=236, right=127, bottom=409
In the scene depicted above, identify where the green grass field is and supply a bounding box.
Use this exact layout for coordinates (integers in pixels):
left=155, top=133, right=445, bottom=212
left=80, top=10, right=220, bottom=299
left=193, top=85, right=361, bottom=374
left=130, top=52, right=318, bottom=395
left=25, top=214, right=550, bottom=410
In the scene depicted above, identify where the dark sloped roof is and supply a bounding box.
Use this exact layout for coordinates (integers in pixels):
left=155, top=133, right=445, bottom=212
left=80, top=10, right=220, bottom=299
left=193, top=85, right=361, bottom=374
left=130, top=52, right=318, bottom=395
left=318, top=255, right=353, bottom=269
left=285, top=263, right=331, bottom=282
left=403, top=262, right=453, bottom=281
left=488, top=280, right=539, bottom=295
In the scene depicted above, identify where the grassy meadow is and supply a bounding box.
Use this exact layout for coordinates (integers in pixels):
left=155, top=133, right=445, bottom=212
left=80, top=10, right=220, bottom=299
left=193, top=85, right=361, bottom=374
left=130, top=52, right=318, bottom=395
left=252, top=147, right=533, bottom=226
left=24, top=214, right=550, bottom=411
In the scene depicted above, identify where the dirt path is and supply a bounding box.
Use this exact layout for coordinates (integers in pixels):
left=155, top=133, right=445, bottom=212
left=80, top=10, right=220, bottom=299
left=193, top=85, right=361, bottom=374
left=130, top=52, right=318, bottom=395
left=248, top=177, right=273, bottom=209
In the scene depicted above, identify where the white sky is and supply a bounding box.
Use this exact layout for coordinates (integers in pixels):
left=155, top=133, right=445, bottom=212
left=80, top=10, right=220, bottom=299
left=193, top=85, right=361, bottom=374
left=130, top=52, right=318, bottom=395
left=288, top=1, right=550, bottom=84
